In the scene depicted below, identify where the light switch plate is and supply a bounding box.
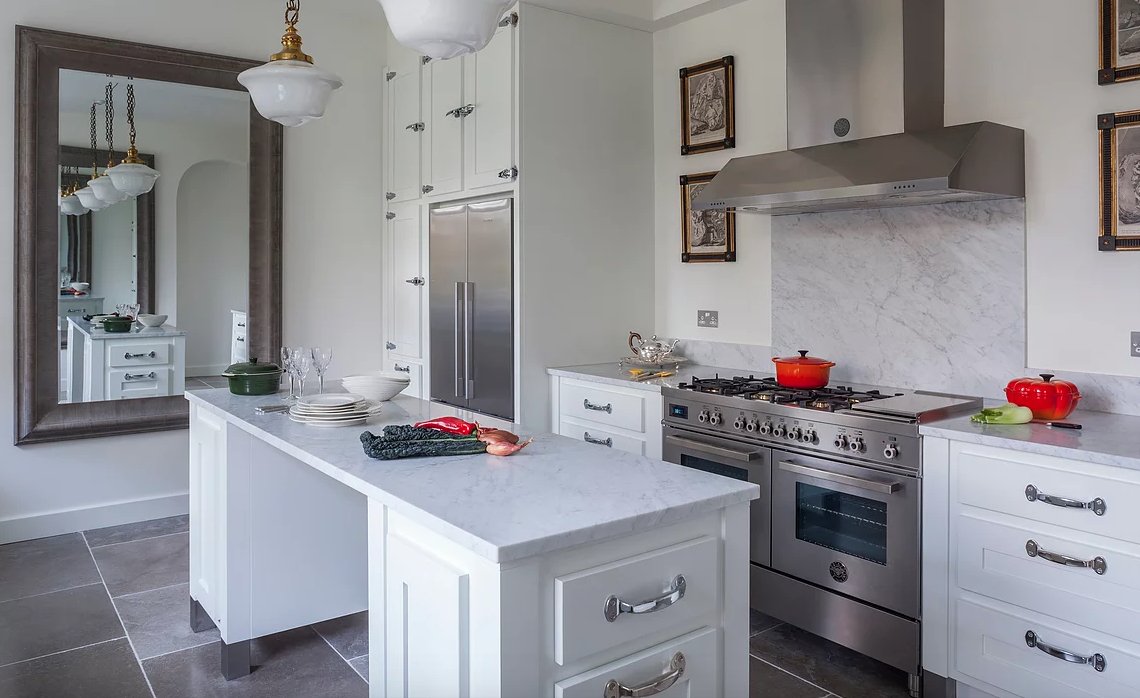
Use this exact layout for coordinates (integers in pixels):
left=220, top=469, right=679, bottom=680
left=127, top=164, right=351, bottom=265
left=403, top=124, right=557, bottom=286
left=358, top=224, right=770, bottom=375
left=1132, top=331, right=1140, bottom=357
left=698, top=310, right=719, bottom=328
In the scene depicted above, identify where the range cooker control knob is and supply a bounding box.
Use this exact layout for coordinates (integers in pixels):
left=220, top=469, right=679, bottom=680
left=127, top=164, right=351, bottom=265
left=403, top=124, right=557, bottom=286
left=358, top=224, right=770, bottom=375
left=834, top=434, right=849, bottom=450
left=745, top=419, right=759, bottom=433
left=733, top=416, right=746, bottom=431
left=772, top=424, right=787, bottom=438
left=800, top=429, right=817, bottom=444
left=848, top=437, right=865, bottom=453
left=709, top=411, right=723, bottom=426
left=697, top=410, right=710, bottom=424
left=883, top=443, right=900, bottom=460
left=787, top=427, right=802, bottom=441
left=758, top=421, right=773, bottom=436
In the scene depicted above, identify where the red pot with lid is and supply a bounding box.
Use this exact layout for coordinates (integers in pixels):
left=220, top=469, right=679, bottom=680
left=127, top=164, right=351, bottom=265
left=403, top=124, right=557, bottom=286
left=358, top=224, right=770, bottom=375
left=1005, top=374, right=1081, bottom=420
left=772, top=350, right=836, bottom=389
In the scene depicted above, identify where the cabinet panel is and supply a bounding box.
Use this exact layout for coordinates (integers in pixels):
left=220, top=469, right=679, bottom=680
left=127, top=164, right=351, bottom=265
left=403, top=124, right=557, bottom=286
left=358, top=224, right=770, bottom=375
left=558, top=418, right=647, bottom=457
left=422, top=57, right=465, bottom=197
left=388, top=68, right=423, bottom=203
left=464, top=21, right=516, bottom=191
left=386, top=204, right=423, bottom=359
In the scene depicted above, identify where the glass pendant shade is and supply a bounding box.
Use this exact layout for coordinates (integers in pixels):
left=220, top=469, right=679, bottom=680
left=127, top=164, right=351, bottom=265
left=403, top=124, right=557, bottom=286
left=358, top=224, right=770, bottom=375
left=378, top=0, right=513, bottom=59
left=89, top=174, right=129, bottom=204
left=238, top=60, right=342, bottom=127
left=60, top=194, right=88, bottom=216
left=74, top=186, right=108, bottom=212
left=107, top=157, right=159, bottom=197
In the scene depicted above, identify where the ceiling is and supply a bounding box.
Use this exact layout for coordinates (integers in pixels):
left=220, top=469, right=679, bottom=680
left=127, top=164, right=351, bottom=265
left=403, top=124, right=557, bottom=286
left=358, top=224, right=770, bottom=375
left=523, top=0, right=748, bottom=30
left=58, top=70, right=249, bottom=125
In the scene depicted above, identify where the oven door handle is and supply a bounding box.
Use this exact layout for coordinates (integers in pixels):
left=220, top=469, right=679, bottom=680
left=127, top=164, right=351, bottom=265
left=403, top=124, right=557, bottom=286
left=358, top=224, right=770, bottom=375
left=664, top=435, right=764, bottom=462
left=778, top=461, right=901, bottom=494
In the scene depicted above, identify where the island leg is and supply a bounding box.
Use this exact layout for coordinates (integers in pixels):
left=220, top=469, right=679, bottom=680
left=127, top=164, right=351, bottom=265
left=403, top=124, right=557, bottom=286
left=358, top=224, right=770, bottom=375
left=220, top=640, right=252, bottom=680
left=189, top=597, right=216, bottom=632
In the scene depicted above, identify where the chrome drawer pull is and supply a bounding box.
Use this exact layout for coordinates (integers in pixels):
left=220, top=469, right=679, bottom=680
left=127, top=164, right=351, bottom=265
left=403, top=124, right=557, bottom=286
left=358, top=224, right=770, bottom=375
left=394, top=364, right=411, bottom=373
left=124, top=351, right=157, bottom=360
left=583, top=398, right=612, bottom=414
left=1025, top=484, right=1106, bottom=516
left=603, top=575, right=686, bottom=623
left=584, top=432, right=612, bottom=448
left=237, top=322, right=246, bottom=328
left=1025, top=631, right=1106, bottom=672
left=1025, top=540, right=1107, bottom=575
left=124, top=372, right=156, bottom=381
left=603, top=652, right=685, bottom=698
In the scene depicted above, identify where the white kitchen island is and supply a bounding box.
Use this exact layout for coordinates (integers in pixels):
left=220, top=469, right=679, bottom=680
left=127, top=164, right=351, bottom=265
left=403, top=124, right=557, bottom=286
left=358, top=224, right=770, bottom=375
left=185, top=389, right=758, bottom=697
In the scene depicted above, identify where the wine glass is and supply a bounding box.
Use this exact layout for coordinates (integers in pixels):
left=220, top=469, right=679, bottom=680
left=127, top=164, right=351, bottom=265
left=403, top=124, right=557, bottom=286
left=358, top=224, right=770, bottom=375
left=294, top=350, right=312, bottom=398
left=311, top=347, right=333, bottom=394
left=280, top=346, right=296, bottom=401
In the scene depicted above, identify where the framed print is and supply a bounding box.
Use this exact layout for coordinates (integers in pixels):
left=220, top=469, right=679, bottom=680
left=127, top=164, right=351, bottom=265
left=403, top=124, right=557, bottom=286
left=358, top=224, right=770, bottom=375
left=1098, top=109, right=1140, bottom=250
left=680, top=56, right=735, bottom=155
left=1099, top=0, right=1140, bottom=84
left=680, top=172, right=736, bottom=263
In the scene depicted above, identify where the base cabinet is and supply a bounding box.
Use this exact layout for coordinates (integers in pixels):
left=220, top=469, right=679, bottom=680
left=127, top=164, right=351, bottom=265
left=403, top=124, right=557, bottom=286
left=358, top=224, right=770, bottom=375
left=550, top=376, right=663, bottom=460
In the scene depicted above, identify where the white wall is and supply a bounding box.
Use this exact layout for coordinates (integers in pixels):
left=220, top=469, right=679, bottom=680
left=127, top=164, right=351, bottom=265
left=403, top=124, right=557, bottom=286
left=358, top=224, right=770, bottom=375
left=1, top=0, right=386, bottom=543
left=652, top=0, right=784, bottom=347
left=945, top=0, right=1140, bottom=380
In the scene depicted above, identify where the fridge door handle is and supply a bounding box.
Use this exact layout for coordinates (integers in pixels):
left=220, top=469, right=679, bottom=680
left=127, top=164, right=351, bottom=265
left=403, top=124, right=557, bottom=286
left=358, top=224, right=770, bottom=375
left=454, top=282, right=464, bottom=398
left=465, top=282, right=474, bottom=399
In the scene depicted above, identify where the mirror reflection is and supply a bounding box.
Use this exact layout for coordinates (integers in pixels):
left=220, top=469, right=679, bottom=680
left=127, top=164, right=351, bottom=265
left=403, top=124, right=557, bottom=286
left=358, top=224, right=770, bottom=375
left=57, top=69, right=251, bottom=404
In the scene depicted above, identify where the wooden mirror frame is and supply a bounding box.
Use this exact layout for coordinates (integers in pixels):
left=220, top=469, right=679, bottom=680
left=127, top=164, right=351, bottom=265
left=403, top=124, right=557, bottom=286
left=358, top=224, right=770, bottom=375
left=15, top=26, right=283, bottom=444
left=58, top=145, right=157, bottom=311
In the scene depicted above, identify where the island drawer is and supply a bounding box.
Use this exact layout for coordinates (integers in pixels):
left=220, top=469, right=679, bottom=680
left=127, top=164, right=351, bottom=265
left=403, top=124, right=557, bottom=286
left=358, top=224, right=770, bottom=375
left=559, top=380, right=646, bottom=433
left=554, top=626, right=717, bottom=698
left=107, top=342, right=172, bottom=368
left=955, top=595, right=1140, bottom=698
left=558, top=419, right=646, bottom=456
left=107, top=367, right=172, bottom=400
left=554, top=536, right=717, bottom=666
left=953, top=442, right=1139, bottom=543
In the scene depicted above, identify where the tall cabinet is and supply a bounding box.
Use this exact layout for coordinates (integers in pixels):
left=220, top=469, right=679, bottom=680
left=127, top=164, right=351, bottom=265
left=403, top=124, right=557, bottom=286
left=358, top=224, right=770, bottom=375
left=382, top=4, right=654, bottom=426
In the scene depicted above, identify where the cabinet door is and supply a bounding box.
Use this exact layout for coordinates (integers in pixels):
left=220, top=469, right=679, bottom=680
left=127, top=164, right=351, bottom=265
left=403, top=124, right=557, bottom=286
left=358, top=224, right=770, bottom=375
left=422, top=57, right=465, bottom=197
left=388, top=67, right=423, bottom=203
left=463, top=19, right=517, bottom=191
left=386, top=203, right=424, bottom=359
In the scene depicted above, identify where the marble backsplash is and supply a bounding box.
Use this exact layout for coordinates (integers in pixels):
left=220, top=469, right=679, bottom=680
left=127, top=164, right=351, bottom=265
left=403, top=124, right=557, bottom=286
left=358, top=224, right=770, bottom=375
left=772, top=200, right=1027, bottom=399
left=673, top=339, right=773, bottom=372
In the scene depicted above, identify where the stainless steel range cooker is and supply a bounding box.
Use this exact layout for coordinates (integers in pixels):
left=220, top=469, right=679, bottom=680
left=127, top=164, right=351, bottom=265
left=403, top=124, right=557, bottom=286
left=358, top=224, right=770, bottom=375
left=661, top=375, right=980, bottom=697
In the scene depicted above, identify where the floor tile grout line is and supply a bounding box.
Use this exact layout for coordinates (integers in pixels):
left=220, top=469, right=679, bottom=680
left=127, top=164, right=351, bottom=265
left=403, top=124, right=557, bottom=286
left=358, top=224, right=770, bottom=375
left=0, top=636, right=124, bottom=670
left=0, top=580, right=107, bottom=605
left=750, top=621, right=785, bottom=637
left=134, top=637, right=220, bottom=663
left=111, top=581, right=190, bottom=600
left=312, top=625, right=364, bottom=680
left=82, top=531, right=158, bottom=698
left=749, top=653, right=834, bottom=696
left=87, top=529, right=189, bottom=550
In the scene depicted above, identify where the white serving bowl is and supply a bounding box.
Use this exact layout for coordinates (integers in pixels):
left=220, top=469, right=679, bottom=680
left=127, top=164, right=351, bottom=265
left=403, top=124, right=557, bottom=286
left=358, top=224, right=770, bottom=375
left=342, top=372, right=411, bottom=401
left=69, top=282, right=90, bottom=293
left=137, top=314, right=168, bottom=328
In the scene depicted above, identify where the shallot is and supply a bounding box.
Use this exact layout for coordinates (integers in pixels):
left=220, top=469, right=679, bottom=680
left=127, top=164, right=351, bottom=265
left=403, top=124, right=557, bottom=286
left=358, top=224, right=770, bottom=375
left=485, top=438, right=533, bottom=457
left=477, top=427, right=520, bottom=444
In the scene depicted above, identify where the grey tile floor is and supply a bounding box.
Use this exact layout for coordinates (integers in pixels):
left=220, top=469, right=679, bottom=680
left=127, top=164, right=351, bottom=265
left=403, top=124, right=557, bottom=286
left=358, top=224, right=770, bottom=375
left=0, top=516, right=909, bottom=697
left=184, top=376, right=230, bottom=392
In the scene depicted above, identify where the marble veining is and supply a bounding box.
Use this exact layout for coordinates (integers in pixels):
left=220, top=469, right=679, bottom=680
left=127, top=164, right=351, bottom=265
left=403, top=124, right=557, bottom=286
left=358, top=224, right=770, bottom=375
left=185, top=390, right=758, bottom=563
left=921, top=410, right=1140, bottom=472
left=772, top=200, right=1026, bottom=400
left=672, top=340, right=774, bottom=373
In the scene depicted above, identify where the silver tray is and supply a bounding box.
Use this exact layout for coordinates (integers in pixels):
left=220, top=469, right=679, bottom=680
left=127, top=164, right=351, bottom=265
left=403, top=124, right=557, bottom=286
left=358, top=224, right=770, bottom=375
left=618, top=355, right=690, bottom=369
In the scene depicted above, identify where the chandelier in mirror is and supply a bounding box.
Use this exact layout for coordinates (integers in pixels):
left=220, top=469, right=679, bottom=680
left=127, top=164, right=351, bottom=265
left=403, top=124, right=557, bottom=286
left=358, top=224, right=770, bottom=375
left=106, top=79, right=160, bottom=197
left=73, top=100, right=109, bottom=212
left=238, top=0, right=343, bottom=127
left=88, top=82, right=129, bottom=205
left=58, top=166, right=88, bottom=216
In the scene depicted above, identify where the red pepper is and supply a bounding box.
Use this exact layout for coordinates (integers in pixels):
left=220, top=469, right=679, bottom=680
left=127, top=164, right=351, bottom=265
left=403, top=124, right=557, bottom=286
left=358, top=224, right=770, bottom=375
left=414, top=416, right=478, bottom=436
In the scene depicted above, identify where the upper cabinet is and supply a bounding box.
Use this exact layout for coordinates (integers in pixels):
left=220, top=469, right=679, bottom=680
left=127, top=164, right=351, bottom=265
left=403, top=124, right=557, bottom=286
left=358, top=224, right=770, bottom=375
left=385, top=12, right=518, bottom=203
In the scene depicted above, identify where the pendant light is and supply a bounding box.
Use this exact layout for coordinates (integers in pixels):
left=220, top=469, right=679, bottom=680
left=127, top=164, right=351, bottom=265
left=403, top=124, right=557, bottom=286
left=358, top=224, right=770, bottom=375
left=59, top=167, right=88, bottom=216
left=75, top=101, right=109, bottom=212
left=89, top=83, right=129, bottom=205
left=378, top=0, right=514, bottom=60
left=106, top=79, right=160, bottom=197
left=238, top=0, right=343, bottom=127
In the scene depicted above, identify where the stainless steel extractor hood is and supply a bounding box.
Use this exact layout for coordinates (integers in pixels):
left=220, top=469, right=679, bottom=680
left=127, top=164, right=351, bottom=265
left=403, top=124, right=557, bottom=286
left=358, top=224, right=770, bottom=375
left=695, top=0, right=1025, bottom=216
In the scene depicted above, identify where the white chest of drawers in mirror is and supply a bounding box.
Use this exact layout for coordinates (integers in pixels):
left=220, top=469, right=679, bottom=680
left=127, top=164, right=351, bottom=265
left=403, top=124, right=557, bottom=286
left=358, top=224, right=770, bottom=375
left=230, top=310, right=248, bottom=365
left=65, top=317, right=186, bottom=402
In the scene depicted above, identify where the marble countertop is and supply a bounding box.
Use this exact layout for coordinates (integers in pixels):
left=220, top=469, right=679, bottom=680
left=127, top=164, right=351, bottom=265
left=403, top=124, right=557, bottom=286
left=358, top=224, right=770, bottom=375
left=547, top=362, right=762, bottom=392
left=67, top=317, right=187, bottom=339
left=185, top=389, right=759, bottom=563
left=920, top=410, right=1140, bottom=471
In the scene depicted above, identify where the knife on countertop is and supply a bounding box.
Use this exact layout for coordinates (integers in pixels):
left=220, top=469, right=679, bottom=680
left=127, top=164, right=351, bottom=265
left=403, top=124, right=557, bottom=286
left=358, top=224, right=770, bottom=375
left=1032, top=420, right=1082, bottom=430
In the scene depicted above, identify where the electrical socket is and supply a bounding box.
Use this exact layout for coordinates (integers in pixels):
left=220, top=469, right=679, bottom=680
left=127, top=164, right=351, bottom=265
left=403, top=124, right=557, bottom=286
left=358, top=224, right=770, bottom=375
left=1132, top=331, right=1140, bottom=358
left=698, top=310, right=719, bottom=328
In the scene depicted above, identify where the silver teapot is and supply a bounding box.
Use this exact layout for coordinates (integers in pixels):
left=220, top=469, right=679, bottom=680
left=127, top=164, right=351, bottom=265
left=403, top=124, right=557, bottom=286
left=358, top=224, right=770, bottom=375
left=628, top=331, right=680, bottom=363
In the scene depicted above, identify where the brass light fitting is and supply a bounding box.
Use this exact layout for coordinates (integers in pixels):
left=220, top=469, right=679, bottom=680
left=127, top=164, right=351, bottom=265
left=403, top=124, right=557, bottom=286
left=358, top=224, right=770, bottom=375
left=269, top=0, right=313, bottom=64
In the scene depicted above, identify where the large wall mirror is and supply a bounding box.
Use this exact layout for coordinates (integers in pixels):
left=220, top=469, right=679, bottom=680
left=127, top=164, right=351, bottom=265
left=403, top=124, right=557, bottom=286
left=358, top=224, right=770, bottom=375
left=16, top=27, right=283, bottom=444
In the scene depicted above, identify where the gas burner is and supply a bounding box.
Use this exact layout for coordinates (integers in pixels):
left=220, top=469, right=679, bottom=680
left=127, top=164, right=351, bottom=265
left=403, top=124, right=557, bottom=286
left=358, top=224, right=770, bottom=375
left=677, top=375, right=897, bottom=409
left=678, top=375, right=739, bottom=395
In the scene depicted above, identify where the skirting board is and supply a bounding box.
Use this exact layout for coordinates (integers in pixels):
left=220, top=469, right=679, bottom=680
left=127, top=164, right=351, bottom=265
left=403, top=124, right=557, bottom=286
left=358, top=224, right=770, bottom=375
left=0, top=492, right=188, bottom=545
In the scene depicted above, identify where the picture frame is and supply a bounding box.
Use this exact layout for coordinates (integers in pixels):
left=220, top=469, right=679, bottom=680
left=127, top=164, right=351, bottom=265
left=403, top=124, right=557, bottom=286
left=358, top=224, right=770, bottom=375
left=1099, top=0, right=1140, bottom=84
left=680, top=56, right=735, bottom=155
left=680, top=172, right=736, bottom=263
left=1098, top=109, right=1140, bottom=250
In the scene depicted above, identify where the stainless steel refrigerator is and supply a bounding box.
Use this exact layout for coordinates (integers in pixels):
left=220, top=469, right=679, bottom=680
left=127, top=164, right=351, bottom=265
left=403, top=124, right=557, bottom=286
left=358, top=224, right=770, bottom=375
left=429, top=198, right=514, bottom=421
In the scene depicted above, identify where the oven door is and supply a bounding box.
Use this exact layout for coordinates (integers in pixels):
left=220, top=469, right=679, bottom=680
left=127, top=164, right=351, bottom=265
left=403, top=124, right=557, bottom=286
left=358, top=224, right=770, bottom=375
left=663, top=426, right=771, bottom=566
left=771, top=448, right=919, bottom=618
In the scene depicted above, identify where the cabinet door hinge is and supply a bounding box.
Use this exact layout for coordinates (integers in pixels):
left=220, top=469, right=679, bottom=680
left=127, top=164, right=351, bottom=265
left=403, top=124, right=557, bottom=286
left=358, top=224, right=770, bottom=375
left=385, top=71, right=397, bottom=81
left=498, top=166, right=519, bottom=181
left=386, top=212, right=396, bottom=220
left=421, top=56, right=433, bottom=65
left=499, top=12, right=519, bottom=27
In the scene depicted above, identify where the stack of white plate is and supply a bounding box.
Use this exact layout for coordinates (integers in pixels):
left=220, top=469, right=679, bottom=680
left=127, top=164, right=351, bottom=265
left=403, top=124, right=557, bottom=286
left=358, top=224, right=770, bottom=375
left=288, top=394, right=381, bottom=427
left=341, top=371, right=411, bottom=402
